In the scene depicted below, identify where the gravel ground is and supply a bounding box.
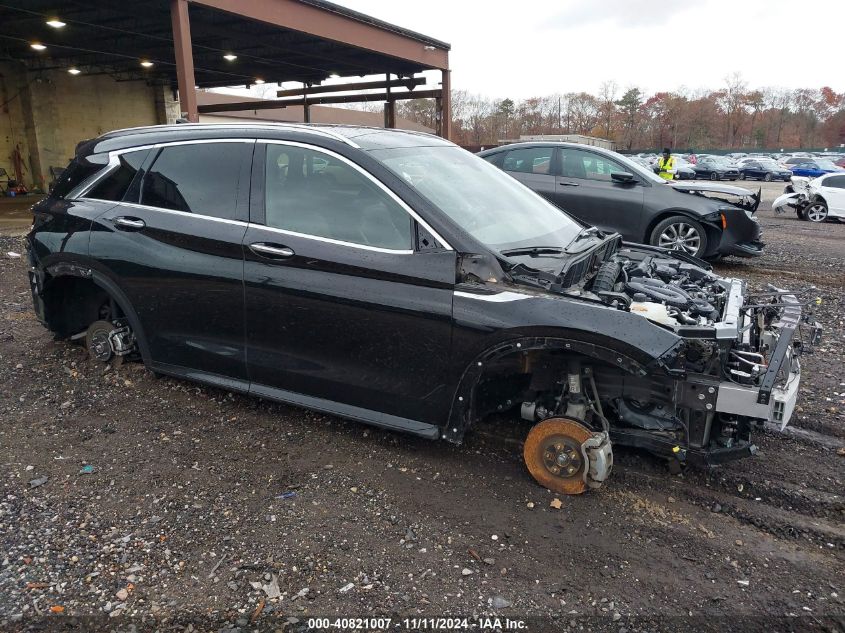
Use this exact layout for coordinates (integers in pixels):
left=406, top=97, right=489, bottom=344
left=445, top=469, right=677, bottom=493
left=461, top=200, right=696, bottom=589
left=1, top=194, right=843, bottom=633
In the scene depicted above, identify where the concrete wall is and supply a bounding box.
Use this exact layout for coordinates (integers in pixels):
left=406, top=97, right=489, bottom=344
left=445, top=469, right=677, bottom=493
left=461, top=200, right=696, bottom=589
left=0, top=62, right=172, bottom=192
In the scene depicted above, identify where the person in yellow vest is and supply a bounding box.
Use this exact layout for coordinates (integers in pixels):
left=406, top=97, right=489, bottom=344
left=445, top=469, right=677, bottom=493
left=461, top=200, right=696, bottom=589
left=656, top=147, right=676, bottom=180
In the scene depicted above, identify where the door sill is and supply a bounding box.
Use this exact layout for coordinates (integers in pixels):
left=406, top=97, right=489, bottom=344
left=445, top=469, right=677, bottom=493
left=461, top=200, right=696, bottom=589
left=150, top=362, right=441, bottom=440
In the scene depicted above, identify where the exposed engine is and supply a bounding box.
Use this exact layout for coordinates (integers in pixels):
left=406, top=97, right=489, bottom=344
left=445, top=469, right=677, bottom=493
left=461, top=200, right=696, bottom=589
left=590, top=252, right=728, bottom=329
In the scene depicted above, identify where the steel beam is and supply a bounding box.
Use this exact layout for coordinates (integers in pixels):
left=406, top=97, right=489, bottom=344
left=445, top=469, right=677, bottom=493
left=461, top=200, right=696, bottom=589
left=276, top=77, right=425, bottom=98
left=192, top=0, right=449, bottom=70
left=198, top=89, right=441, bottom=113
left=440, top=68, right=451, bottom=140
left=170, top=0, right=198, bottom=122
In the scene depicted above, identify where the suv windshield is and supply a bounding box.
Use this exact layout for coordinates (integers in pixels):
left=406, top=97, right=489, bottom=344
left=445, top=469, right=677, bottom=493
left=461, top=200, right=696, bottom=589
left=370, top=146, right=583, bottom=252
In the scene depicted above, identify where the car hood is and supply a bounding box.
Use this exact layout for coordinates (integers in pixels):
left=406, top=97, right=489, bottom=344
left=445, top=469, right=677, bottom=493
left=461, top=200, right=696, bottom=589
left=668, top=182, right=761, bottom=212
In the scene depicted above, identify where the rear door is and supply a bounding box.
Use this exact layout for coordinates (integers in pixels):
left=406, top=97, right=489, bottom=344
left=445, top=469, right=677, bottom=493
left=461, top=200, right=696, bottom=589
left=499, top=146, right=556, bottom=204
left=242, top=141, right=456, bottom=428
left=89, top=139, right=254, bottom=383
left=553, top=146, right=645, bottom=238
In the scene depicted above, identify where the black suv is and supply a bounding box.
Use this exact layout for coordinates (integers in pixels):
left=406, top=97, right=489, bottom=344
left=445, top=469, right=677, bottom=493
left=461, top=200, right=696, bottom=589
left=478, top=143, right=763, bottom=259
left=27, top=124, right=815, bottom=495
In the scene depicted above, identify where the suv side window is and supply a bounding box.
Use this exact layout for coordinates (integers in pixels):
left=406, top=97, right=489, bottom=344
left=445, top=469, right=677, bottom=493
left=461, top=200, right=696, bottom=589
left=86, top=150, right=150, bottom=202
left=502, top=147, right=553, bottom=175
left=264, top=144, right=412, bottom=251
left=560, top=147, right=628, bottom=182
left=140, top=142, right=251, bottom=220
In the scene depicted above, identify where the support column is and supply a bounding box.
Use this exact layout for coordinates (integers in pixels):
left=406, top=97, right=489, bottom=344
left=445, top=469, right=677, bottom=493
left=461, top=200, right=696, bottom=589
left=440, top=68, right=451, bottom=140
left=170, top=0, right=198, bottom=122
left=383, top=73, right=396, bottom=129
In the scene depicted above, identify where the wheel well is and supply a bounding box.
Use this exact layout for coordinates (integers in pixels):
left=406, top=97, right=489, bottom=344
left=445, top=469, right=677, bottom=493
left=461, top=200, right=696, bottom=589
left=42, top=275, right=122, bottom=338
left=444, top=337, right=654, bottom=443
left=643, top=210, right=720, bottom=249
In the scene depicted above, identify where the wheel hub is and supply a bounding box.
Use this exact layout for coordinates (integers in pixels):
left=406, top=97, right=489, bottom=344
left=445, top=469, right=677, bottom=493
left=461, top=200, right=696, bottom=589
left=542, top=437, right=583, bottom=478
left=89, top=330, right=113, bottom=361
left=658, top=223, right=700, bottom=255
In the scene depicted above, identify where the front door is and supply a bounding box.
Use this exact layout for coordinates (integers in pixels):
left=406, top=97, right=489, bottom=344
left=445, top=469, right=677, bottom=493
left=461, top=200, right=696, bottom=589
left=553, top=147, right=645, bottom=239
left=499, top=146, right=557, bottom=205
left=243, top=142, right=456, bottom=427
left=89, top=140, right=254, bottom=382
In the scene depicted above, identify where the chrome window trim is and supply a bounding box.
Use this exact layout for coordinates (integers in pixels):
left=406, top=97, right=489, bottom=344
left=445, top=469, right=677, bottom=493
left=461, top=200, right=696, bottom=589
left=260, top=139, right=453, bottom=252
left=251, top=224, right=414, bottom=255
left=77, top=199, right=250, bottom=227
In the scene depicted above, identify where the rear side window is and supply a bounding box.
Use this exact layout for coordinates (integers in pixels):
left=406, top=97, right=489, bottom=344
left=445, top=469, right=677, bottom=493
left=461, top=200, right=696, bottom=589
left=824, top=175, right=845, bottom=189
left=502, top=147, right=553, bottom=175
left=86, top=150, right=149, bottom=202
left=141, top=142, right=251, bottom=219
left=50, top=157, right=106, bottom=199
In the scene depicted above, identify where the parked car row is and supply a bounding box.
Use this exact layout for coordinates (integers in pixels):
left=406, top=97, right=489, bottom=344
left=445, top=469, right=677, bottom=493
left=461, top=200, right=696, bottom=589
left=631, top=150, right=845, bottom=182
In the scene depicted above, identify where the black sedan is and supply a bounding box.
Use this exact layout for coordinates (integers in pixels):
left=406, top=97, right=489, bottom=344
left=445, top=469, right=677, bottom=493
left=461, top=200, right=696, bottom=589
left=738, top=159, right=792, bottom=182
left=693, top=156, right=740, bottom=180
left=479, top=142, right=763, bottom=259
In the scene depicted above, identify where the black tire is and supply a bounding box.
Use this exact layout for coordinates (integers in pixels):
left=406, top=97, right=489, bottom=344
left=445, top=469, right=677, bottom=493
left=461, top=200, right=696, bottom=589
left=592, top=261, right=621, bottom=293
left=650, top=215, right=708, bottom=258
left=805, top=201, right=828, bottom=223
left=738, top=172, right=746, bottom=180
left=709, top=172, right=718, bottom=181
left=764, top=173, right=773, bottom=182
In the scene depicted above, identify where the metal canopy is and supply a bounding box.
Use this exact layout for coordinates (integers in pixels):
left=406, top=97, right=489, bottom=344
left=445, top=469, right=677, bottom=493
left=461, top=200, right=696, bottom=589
left=0, top=0, right=449, bottom=87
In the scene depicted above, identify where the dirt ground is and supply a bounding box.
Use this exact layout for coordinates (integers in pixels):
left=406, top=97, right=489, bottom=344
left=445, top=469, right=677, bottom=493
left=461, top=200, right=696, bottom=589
left=1, top=187, right=843, bottom=633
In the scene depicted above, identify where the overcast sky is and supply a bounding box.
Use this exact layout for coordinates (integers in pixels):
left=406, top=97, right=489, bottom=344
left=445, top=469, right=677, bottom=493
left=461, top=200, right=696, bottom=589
left=327, top=0, right=845, bottom=99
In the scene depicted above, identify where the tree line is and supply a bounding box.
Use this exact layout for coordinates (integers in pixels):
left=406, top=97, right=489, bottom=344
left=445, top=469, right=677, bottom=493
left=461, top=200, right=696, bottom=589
left=387, top=74, right=845, bottom=152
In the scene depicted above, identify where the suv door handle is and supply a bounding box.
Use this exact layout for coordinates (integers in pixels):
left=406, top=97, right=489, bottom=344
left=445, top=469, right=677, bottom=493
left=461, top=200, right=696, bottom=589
left=558, top=181, right=580, bottom=187
left=113, top=217, right=146, bottom=231
left=249, top=242, right=295, bottom=259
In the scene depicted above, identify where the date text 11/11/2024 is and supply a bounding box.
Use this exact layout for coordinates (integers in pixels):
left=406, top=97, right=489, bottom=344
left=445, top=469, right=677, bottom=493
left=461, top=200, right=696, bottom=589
left=306, top=617, right=528, bottom=630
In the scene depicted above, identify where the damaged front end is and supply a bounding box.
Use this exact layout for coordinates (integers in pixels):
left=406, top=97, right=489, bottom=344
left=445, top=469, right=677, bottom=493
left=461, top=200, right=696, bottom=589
left=587, top=245, right=821, bottom=465
left=491, top=238, right=822, bottom=476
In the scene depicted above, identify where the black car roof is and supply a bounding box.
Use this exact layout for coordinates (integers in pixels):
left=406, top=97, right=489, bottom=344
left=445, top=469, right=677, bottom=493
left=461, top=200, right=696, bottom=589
left=80, top=123, right=452, bottom=156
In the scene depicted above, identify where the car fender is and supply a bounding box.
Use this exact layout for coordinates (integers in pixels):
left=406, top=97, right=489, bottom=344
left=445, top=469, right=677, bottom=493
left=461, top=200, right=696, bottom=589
left=443, top=289, right=684, bottom=441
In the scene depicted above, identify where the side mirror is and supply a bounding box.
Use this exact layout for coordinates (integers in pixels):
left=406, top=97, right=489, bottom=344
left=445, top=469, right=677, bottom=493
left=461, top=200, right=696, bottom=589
left=611, top=171, right=636, bottom=184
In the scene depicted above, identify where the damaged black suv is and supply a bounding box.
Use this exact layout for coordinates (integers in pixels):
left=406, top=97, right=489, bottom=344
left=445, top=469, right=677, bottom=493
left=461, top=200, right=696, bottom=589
left=26, top=124, right=821, bottom=494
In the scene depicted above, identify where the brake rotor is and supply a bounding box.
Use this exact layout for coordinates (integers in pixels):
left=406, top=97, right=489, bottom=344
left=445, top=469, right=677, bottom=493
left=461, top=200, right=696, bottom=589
left=523, top=417, right=593, bottom=495
left=85, top=320, right=116, bottom=363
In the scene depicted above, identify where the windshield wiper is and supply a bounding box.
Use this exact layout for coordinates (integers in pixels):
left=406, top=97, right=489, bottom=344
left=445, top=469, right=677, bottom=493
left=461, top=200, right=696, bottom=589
left=499, top=246, right=565, bottom=257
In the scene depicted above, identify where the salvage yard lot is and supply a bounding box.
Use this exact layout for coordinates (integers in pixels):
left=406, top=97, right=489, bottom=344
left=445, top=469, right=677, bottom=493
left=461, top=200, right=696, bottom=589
left=1, top=194, right=843, bottom=630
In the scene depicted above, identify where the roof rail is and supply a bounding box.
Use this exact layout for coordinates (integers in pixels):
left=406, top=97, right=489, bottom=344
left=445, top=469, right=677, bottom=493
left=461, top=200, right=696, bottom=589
left=104, top=122, right=359, bottom=147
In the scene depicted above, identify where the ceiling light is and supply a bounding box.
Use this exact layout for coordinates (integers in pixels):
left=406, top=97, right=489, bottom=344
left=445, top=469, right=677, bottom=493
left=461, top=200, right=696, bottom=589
left=30, top=42, right=47, bottom=51
left=67, top=68, right=81, bottom=75
left=140, top=60, right=154, bottom=68
left=223, top=53, right=237, bottom=61
left=254, top=78, right=265, bottom=84
left=46, top=19, right=66, bottom=28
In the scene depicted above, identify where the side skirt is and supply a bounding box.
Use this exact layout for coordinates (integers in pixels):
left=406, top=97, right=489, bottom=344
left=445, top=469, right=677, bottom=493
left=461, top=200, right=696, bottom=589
left=151, top=362, right=441, bottom=440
